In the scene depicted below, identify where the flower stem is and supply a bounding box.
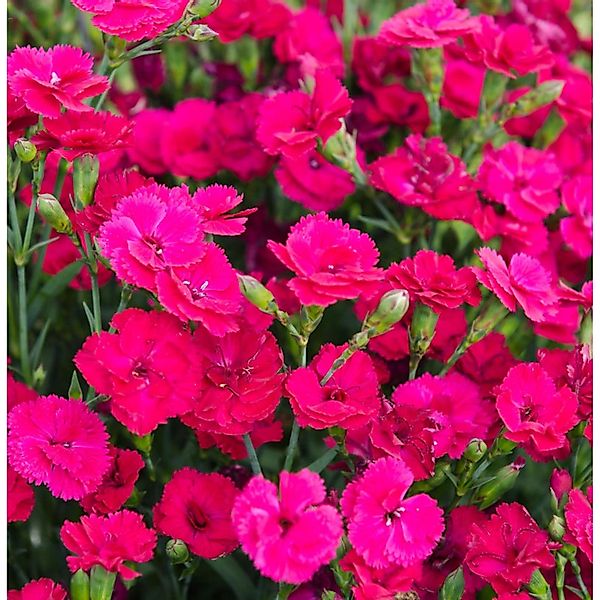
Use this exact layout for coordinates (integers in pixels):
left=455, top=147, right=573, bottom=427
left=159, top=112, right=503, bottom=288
left=243, top=434, right=263, bottom=476
left=17, top=265, right=31, bottom=385
left=283, top=341, right=308, bottom=471
left=569, top=557, right=591, bottom=600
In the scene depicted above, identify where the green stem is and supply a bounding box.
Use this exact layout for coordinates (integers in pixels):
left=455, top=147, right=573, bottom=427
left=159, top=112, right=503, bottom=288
left=94, top=68, right=117, bottom=111
left=243, top=434, right=263, bottom=476
left=555, top=554, right=566, bottom=600
left=17, top=265, right=31, bottom=385
left=23, top=156, right=46, bottom=254
left=569, top=557, right=591, bottom=600
left=408, top=352, right=423, bottom=380
left=84, top=233, right=102, bottom=333
left=283, top=341, right=308, bottom=472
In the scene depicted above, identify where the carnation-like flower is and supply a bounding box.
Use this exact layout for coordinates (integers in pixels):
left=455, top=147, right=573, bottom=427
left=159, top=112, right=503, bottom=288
left=7, top=370, right=37, bottom=412
left=8, top=86, right=37, bottom=143
left=378, top=0, right=480, bottom=48
left=267, top=213, right=383, bottom=306
left=75, top=309, right=202, bottom=436
left=8, top=579, right=67, bottom=600
left=496, top=363, right=579, bottom=460
left=341, top=457, right=444, bottom=568
left=8, top=465, right=35, bottom=523
left=465, top=503, right=554, bottom=594
left=153, top=468, right=239, bottom=559
left=286, top=344, right=381, bottom=430
left=8, top=395, right=110, bottom=501
left=560, top=174, right=592, bottom=259
left=80, top=447, right=144, bottom=514
left=60, top=510, right=156, bottom=579
left=232, top=470, right=343, bottom=584
left=127, top=108, right=171, bottom=175
left=441, top=46, right=486, bottom=118
left=564, top=487, right=592, bottom=561
left=478, top=141, right=562, bottom=223
left=70, top=0, right=189, bottom=42
left=474, top=248, right=557, bottom=322
left=8, top=45, right=108, bottom=117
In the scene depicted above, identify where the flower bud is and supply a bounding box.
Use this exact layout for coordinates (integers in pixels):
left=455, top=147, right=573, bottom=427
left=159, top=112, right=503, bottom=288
left=527, top=569, right=551, bottom=600
left=550, top=468, right=572, bottom=506
left=463, top=439, right=487, bottom=463
left=166, top=538, right=190, bottom=564
left=475, top=456, right=525, bottom=510
left=37, top=193, right=73, bottom=235
left=548, top=514, right=566, bottom=541
left=506, top=80, right=565, bottom=119
left=237, top=274, right=276, bottom=313
left=364, top=290, right=410, bottom=335
left=189, top=0, right=221, bottom=17
left=439, top=567, right=464, bottom=600
left=186, top=23, right=218, bottom=41
left=73, top=153, right=99, bottom=208
left=409, top=302, right=439, bottom=354
left=70, top=569, right=90, bottom=600
left=14, top=138, right=37, bottom=163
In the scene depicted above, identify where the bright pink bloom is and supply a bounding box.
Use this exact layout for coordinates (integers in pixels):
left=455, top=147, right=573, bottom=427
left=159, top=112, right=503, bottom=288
left=80, top=447, right=144, bottom=514
left=128, top=109, right=171, bottom=175
left=474, top=248, right=557, bottom=322
left=98, top=183, right=206, bottom=292
left=8, top=45, right=108, bottom=117
left=71, top=0, right=189, bottom=42
left=233, top=470, right=343, bottom=584
left=182, top=326, right=284, bottom=435
left=8, top=579, right=67, bottom=600
left=564, top=488, right=592, bottom=561
left=154, top=468, right=239, bottom=559
left=478, top=142, right=562, bottom=223
left=560, top=174, right=592, bottom=259
left=378, top=0, right=480, bottom=48
left=7, top=370, right=37, bottom=412
left=156, top=243, right=243, bottom=335
left=7, top=86, right=37, bottom=143
left=503, top=86, right=552, bottom=138
left=465, top=503, right=554, bottom=594
left=342, top=457, right=444, bottom=568
left=8, top=465, right=35, bottom=523
left=75, top=309, right=201, bottom=435
left=352, top=36, right=411, bottom=92
left=286, top=344, right=381, bottom=430
left=60, top=510, right=156, bottom=579
left=268, top=213, right=383, bottom=306
left=550, top=468, right=572, bottom=504
left=370, top=135, right=479, bottom=221
left=496, top=363, right=579, bottom=460
left=8, top=395, right=110, bottom=501
left=441, top=45, right=485, bottom=118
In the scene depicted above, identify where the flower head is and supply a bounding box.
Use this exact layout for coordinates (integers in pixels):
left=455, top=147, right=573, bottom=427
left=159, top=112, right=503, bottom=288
left=8, top=465, right=35, bottom=523
left=560, top=174, right=592, bottom=259
left=564, top=487, right=592, bottom=561
left=8, top=579, right=67, bottom=600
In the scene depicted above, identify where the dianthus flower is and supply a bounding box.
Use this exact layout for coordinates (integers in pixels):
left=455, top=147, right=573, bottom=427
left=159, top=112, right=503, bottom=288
left=267, top=213, right=383, bottom=306
left=474, top=248, right=557, bottom=322
left=369, top=135, right=479, bottom=221
left=478, top=141, right=562, bottom=223
left=153, top=468, right=239, bottom=559
left=465, top=503, right=554, bottom=594
left=496, top=363, right=579, bottom=460
left=8, top=395, right=110, bottom=500
left=70, top=0, right=189, bottom=41
left=342, top=457, right=444, bottom=568
left=7, top=370, right=37, bottom=412
left=75, top=309, right=201, bottom=435
left=378, top=0, right=480, bottom=48
left=98, top=183, right=207, bottom=292
left=564, top=487, right=592, bottom=561
left=60, top=510, right=156, bottom=579
left=232, top=470, right=343, bottom=584
left=7, top=45, right=108, bottom=118
left=368, top=83, right=430, bottom=133
left=127, top=108, right=171, bottom=175
left=8, top=465, right=35, bottom=523
left=286, top=344, right=380, bottom=430
left=387, top=250, right=480, bottom=312
left=560, top=174, right=592, bottom=259
left=80, top=447, right=144, bottom=514
left=8, top=87, right=37, bottom=143
left=182, top=326, right=284, bottom=435
left=441, top=45, right=486, bottom=118
left=8, top=579, right=67, bottom=600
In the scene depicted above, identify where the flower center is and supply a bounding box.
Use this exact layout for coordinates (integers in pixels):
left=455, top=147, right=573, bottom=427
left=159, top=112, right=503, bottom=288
left=131, top=361, right=148, bottom=379
left=50, top=71, right=61, bottom=85
left=187, top=505, right=208, bottom=531
left=182, top=279, right=209, bottom=300
left=385, top=506, right=406, bottom=526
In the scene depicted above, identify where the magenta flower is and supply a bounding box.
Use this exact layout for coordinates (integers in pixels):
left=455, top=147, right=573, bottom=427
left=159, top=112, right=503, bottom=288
left=8, top=579, right=67, bottom=600
left=232, top=470, right=343, bottom=584
left=8, top=45, right=108, bottom=117
left=341, top=457, right=444, bottom=568
left=564, top=487, right=592, bottom=561
left=127, top=108, right=171, bottom=175
left=560, top=174, right=592, bottom=259
left=8, top=465, right=35, bottom=523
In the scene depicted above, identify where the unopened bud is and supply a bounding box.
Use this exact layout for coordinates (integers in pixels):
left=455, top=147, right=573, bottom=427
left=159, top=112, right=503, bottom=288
left=70, top=569, right=90, bottom=600
left=548, top=514, right=566, bottom=541
left=463, top=439, right=487, bottom=463
left=237, top=274, right=276, bottom=313
left=37, top=193, right=73, bottom=234
left=409, top=302, right=439, bottom=354
left=506, top=80, right=564, bottom=119
left=364, top=290, right=410, bottom=334
left=166, top=539, right=190, bottom=564
left=527, top=569, right=551, bottom=600
left=189, top=0, right=221, bottom=17
left=14, top=138, right=37, bottom=163
left=550, top=468, right=572, bottom=507
left=475, top=456, right=525, bottom=509
left=439, top=567, right=464, bottom=600
left=186, top=23, right=218, bottom=41
left=73, top=153, right=99, bottom=208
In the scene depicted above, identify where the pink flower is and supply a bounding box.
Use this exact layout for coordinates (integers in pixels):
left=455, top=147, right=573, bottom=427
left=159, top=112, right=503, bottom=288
left=465, top=503, right=554, bottom=594
left=153, top=468, right=239, bottom=559
left=60, top=510, right=156, bottom=579
left=352, top=36, right=411, bottom=92
left=8, top=395, right=110, bottom=500
left=75, top=309, right=201, bottom=436
left=387, top=250, right=480, bottom=312
left=7, top=370, right=37, bottom=412
left=496, top=363, right=579, bottom=460
left=8, top=579, right=67, bottom=600
left=8, top=86, right=37, bottom=143
left=369, top=135, right=479, bottom=221
left=560, top=174, right=592, bottom=259
left=474, top=248, right=557, bottom=322
left=71, top=0, right=189, bottom=42
left=182, top=326, right=284, bottom=435
left=478, top=142, right=562, bottom=223
left=128, top=109, right=171, bottom=175
left=233, top=470, right=343, bottom=584
left=80, top=447, right=144, bottom=514
left=286, top=343, right=381, bottom=430
left=341, top=457, right=444, bottom=568
left=98, top=183, right=206, bottom=292
left=564, top=488, right=592, bottom=561
left=267, top=213, right=383, bottom=306
left=550, top=468, right=572, bottom=504
left=378, top=0, right=480, bottom=48
left=441, top=45, right=486, bottom=118
left=8, top=465, right=35, bottom=523
left=8, top=45, right=108, bottom=117
left=155, top=243, right=243, bottom=335
left=368, top=84, right=430, bottom=133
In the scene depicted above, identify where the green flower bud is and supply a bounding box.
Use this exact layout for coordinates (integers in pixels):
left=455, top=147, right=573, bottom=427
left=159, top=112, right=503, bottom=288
left=166, top=538, right=190, bottom=564
left=463, top=439, right=487, bottom=463
left=70, top=569, right=90, bottom=600
left=14, top=138, right=37, bottom=163
left=527, top=569, right=552, bottom=600
left=505, top=81, right=565, bottom=120
left=37, top=193, right=73, bottom=235
left=364, top=290, right=410, bottom=335
left=132, top=433, right=153, bottom=455
left=188, top=0, right=221, bottom=17
left=439, top=567, right=464, bottom=600
left=73, top=153, right=100, bottom=208
left=185, top=23, right=218, bottom=41
left=548, top=514, right=566, bottom=541
left=237, top=274, right=276, bottom=313
left=475, top=456, right=525, bottom=509
left=409, top=302, right=439, bottom=354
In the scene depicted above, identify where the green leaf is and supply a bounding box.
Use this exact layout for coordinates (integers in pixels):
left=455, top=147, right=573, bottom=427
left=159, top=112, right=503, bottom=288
left=68, top=371, right=83, bottom=400
left=30, top=317, right=52, bottom=368
left=90, top=565, right=116, bottom=600
left=307, top=447, right=338, bottom=474
left=439, top=567, right=464, bottom=600
left=82, top=301, right=95, bottom=334
left=207, top=555, right=255, bottom=600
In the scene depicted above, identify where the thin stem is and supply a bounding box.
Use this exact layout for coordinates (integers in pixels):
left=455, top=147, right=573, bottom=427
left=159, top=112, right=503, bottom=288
left=84, top=232, right=102, bottom=333
left=23, top=156, right=46, bottom=253
left=569, top=557, right=591, bottom=600
left=283, top=341, right=308, bottom=472
left=17, top=266, right=31, bottom=385
left=243, top=434, right=263, bottom=476
left=408, top=352, right=423, bottom=380
left=94, top=68, right=118, bottom=111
